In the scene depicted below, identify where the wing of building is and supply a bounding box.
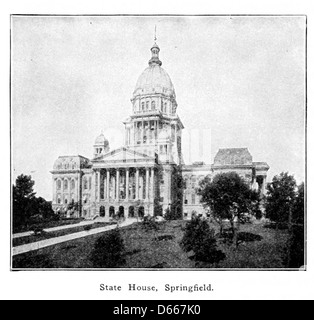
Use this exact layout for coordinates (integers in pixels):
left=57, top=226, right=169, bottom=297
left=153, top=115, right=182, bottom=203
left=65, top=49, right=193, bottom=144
left=50, top=40, right=269, bottom=220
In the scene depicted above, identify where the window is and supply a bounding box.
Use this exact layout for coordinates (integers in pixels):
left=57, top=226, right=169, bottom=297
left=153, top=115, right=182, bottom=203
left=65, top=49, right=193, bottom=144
left=141, top=102, right=145, bottom=111
left=64, top=179, right=68, bottom=190
left=161, top=100, right=164, bottom=112
left=71, top=179, right=75, bottom=190
left=146, top=101, right=149, bottom=110
left=57, top=180, right=61, bottom=190
left=64, top=198, right=68, bottom=205
left=164, top=103, right=167, bottom=113
left=151, top=101, right=155, bottom=110
left=191, top=193, right=196, bottom=205
left=83, top=178, right=88, bottom=190
left=57, top=194, right=61, bottom=204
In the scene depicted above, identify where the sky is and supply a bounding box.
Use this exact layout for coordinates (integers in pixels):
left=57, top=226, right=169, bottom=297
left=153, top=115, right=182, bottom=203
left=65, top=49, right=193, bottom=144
left=11, top=15, right=306, bottom=200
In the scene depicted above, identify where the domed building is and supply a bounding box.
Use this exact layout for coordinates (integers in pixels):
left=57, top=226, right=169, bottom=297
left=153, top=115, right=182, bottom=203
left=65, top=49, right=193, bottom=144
left=51, top=39, right=269, bottom=219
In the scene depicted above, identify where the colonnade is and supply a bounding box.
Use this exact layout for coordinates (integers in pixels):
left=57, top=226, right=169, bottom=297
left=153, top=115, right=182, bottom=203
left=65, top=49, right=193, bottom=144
left=94, top=167, right=156, bottom=202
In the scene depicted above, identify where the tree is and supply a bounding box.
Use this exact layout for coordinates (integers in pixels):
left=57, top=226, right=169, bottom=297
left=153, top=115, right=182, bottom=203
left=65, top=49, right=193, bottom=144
left=67, top=200, right=81, bottom=217
left=286, top=182, right=305, bottom=268
left=198, top=172, right=260, bottom=245
left=292, top=182, right=304, bottom=225
left=181, top=216, right=225, bottom=264
left=13, top=174, right=36, bottom=226
left=265, top=172, right=297, bottom=227
left=13, top=174, right=57, bottom=231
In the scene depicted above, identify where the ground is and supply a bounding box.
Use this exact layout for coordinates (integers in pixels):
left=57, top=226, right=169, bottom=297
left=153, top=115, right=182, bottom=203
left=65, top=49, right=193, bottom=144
left=12, top=219, right=289, bottom=269
left=13, top=218, right=85, bottom=233
left=13, top=221, right=116, bottom=247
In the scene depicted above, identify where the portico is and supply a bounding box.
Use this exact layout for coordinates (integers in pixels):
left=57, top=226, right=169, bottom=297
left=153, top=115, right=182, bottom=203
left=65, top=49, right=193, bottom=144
left=91, top=147, right=158, bottom=218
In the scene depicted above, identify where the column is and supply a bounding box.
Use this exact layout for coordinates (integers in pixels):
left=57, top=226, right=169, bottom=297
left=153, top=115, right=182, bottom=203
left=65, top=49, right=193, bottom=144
left=145, top=168, right=149, bottom=201
left=97, top=170, right=100, bottom=201
left=61, top=177, right=64, bottom=204
left=106, top=170, right=110, bottom=201
left=262, top=176, right=267, bottom=195
left=125, top=126, right=128, bottom=146
left=135, top=168, right=139, bottom=200
left=103, top=172, right=106, bottom=200
left=52, top=178, right=56, bottom=203
left=142, top=119, right=144, bottom=143
left=252, top=176, right=257, bottom=190
left=116, top=169, right=120, bottom=201
left=155, top=120, right=158, bottom=140
left=126, top=168, right=129, bottom=201
left=150, top=168, right=155, bottom=199
left=77, top=175, right=80, bottom=204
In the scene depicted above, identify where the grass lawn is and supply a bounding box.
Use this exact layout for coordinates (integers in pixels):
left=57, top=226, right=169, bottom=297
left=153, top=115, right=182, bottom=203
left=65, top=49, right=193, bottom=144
left=12, top=222, right=117, bottom=247
left=12, top=219, right=289, bottom=269
left=13, top=218, right=85, bottom=234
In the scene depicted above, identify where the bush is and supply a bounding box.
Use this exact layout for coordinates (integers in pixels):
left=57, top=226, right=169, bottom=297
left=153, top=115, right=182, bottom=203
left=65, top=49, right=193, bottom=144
left=181, top=216, right=225, bottom=263
left=84, top=225, right=92, bottom=231
left=90, top=228, right=125, bottom=268
left=142, top=215, right=159, bottom=231
left=164, top=206, right=182, bottom=221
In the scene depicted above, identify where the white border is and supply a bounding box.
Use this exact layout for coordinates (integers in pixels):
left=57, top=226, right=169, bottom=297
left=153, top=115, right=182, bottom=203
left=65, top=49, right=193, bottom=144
left=1, top=0, right=313, bottom=300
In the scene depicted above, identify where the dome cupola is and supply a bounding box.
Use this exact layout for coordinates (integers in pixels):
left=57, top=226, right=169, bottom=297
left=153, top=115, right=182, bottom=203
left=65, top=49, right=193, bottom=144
left=93, top=132, right=109, bottom=158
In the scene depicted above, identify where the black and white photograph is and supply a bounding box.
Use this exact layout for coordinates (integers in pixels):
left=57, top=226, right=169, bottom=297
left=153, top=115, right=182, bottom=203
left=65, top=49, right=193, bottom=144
left=10, top=15, right=306, bottom=272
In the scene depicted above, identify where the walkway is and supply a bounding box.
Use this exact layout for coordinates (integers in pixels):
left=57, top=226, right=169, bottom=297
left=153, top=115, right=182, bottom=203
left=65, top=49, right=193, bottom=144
left=12, top=220, right=95, bottom=239
left=12, top=219, right=136, bottom=256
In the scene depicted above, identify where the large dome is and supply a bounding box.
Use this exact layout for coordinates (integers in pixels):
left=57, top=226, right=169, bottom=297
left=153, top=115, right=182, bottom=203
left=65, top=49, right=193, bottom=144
left=133, top=65, right=175, bottom=97
left=133, top=41, right=176, bottom=98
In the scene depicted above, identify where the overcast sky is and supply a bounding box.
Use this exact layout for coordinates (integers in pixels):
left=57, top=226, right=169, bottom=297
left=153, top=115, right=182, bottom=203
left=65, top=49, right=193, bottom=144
left=11, top=15, right=306, bottom=200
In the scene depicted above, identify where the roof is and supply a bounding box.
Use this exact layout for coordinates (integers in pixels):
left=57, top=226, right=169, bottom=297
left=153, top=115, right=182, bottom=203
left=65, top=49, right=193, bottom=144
left=94, top=133, right=109, bottom=146
left=213, top=148, right=253, bottom=166
left=133, top=64, right=175, bottom=98
left=52, top=155, right=91, bottom=171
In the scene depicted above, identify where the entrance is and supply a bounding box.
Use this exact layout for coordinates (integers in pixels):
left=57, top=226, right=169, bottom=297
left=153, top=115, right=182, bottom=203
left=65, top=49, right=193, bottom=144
left=128, top=206, right=135, bottom=218
left=138, top=206, right=145, bottom=218
left=100, top=206, right=105, bottom=217
left=109, top=206, right=115, bottom=217
left=118, top=206, right=125, bottom=218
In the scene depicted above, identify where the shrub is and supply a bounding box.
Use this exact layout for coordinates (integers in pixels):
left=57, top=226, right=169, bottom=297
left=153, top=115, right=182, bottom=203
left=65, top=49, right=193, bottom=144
left=84, top=225, right=92, bottom=231
left=164, top=207, right=182, bottom=221
left=90, top=228, right=125, bottom=268
left=181, top=216, right=225, bottom=263
left=142, top=215, right=159, bottom=231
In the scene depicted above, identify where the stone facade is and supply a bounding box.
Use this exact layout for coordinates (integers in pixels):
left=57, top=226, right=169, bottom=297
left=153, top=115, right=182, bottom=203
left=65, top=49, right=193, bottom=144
left=181, top=149, right=270, bottom=219
left=51, top=41, right=269, bottom=220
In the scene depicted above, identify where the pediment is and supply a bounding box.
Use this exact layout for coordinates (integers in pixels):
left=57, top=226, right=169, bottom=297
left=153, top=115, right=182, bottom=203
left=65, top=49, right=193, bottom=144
left=93, top=147, right=156, bottom=164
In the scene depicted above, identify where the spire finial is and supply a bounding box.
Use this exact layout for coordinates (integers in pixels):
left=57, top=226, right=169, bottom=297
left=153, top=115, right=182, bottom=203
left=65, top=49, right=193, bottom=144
left=149, top=26, right=162, bottom=66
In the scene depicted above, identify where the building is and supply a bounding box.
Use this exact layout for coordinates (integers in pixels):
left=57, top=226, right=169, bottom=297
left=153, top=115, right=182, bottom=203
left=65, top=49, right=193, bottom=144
left=51, top=39, right=269, bottom=220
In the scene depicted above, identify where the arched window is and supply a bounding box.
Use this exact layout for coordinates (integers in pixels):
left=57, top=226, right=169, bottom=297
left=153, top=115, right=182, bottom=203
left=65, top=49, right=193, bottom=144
left=161, top=100, right=163, bottom=112
left=151, top=101, right=155, bottom=110
left=64, top=179, right=68, bottom=190
left=57, top=180, right=61, bottom=190
left=164, top=102, right=167, bottom=113
left=71, top=179, right=75, bottom=190
left=57, top=194, right=61, bottom=204
left=146, top=101, right=149, bottom=110
left=141, top=102, right=145, bottom=111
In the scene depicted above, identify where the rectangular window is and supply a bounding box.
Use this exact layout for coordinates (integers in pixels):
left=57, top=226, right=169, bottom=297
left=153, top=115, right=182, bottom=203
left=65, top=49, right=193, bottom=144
left=191, top=194, right=196, bottom=205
